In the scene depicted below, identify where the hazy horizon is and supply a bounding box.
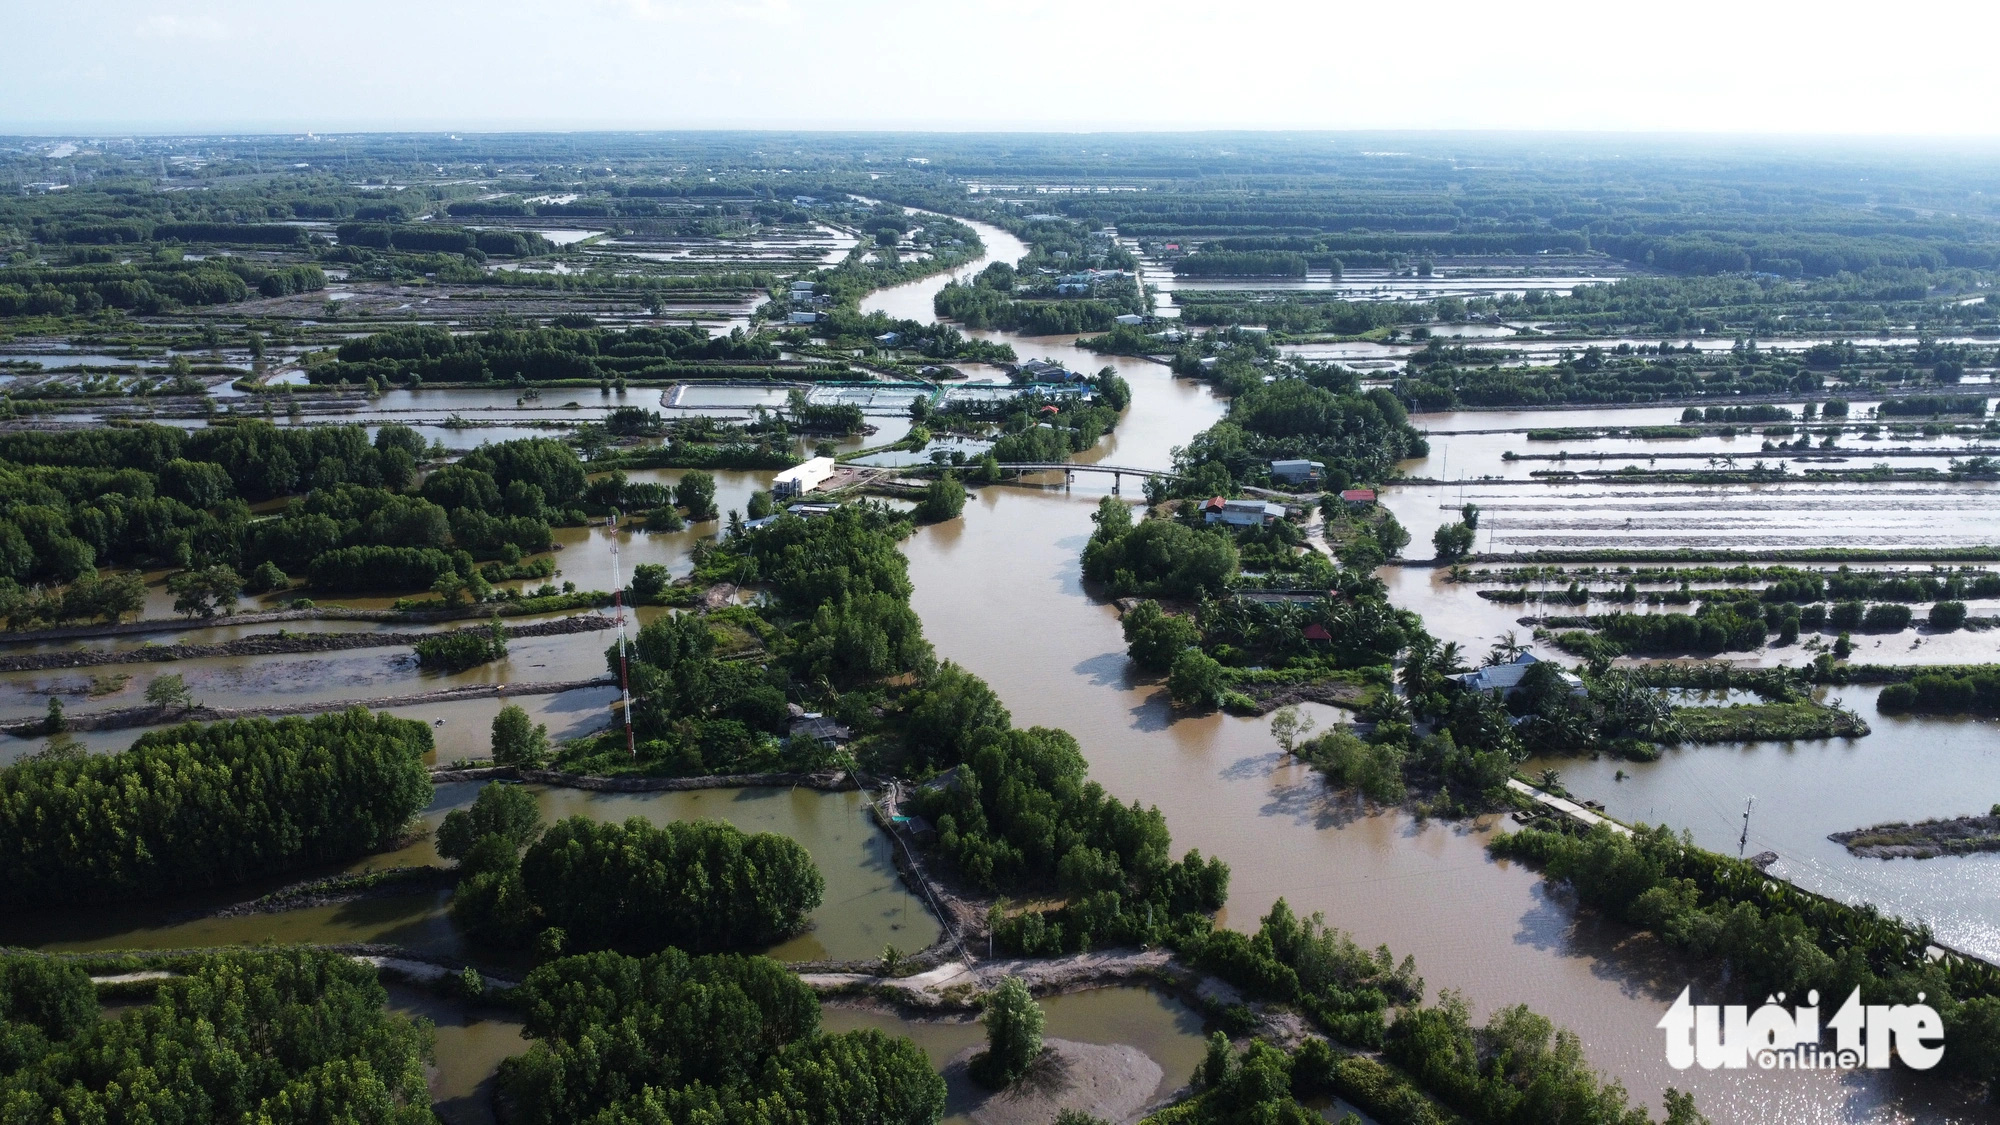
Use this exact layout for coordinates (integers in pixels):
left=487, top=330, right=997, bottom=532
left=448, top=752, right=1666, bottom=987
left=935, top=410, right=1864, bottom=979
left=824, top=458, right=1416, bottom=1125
left=8, top=0, right=1999, bottom=136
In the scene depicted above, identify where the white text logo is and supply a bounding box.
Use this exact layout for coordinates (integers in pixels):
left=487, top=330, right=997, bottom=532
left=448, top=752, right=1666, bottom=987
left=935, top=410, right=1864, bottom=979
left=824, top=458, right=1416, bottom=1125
left=1658, top=987, right=1943, bottom=1070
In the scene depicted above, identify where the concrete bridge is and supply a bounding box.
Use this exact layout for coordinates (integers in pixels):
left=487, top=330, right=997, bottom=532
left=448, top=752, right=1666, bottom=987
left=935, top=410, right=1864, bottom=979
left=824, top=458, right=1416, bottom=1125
left=995, top=462, right=1178, bottom=491
left=896, top=459, right=1319, bottom=501
left=991, top=462, right=1313, bottom=502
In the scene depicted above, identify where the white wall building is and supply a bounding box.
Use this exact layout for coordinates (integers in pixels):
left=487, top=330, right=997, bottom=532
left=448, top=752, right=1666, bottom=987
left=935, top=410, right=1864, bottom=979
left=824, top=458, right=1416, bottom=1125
left=772, top=456, right=838, bottom=499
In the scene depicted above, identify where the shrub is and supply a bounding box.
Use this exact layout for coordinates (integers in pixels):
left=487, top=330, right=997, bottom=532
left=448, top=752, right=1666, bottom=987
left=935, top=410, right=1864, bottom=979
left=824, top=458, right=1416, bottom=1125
left=1122, top=599, right=1199, bottom=672
left=414, top=619, right=508, bottom=671
left=974, top=976, right=1045, bottom=1088
left=1860, top=603, right=1913, bottom=632
left=492, top=703, right=550, bottom=766
left=1168, top=649, right=1227, bottom=709
left=1930, top=600, right=1968, bottom=632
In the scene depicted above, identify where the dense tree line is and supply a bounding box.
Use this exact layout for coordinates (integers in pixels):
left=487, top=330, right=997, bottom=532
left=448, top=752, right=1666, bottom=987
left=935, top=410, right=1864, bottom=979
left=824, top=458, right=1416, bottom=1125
left=1396, top=351, right=1822, bottom=410
left=0, top=258, right=323, bottom=316
left=1879, top=669, right=2000, bottom=715
left=734, top=505, right=933, bottom=685
left=497, top=949, right=943, bottom=1125
left=1179, top=899, right=1422, bottom=1048
left=1555, top=601, right=1770, bottom=656
left=922, top=722, right=1230, bottom=955
left=1878, top=394, right=1988, bottom=417
left=1171, top=361, right=1427, bottom=492
left=1172, top=250, right=1310, bottom=277
left=582, top=611, right=792, bottom=775
left=333, top=222, right=552, bottom=257
left=988, top=389, right=1124, bottom=463
left=1082, top=496, right=1239, bottom=599
left=0, top=708, right=433, bottom=904
left=47, top=220, right=312, bottom=246
left=934, top=281, right=1133, bottom=334
left=326, top=323, right=774, bottom=385
left=1123, top=573, right=1419, bottom=702
left=520, top=817, right=823, bottom=953
left=0, top=949, right=436, bottom=1124
left=439, top=783, right=823, bottom=955
left=8, top=421, right=597, bottom=597
left=1493, top=823, right=2000, bottom=1090
left=800, top=305, right=1018, bottom=364
left=0, top=422, right=594, bottom=602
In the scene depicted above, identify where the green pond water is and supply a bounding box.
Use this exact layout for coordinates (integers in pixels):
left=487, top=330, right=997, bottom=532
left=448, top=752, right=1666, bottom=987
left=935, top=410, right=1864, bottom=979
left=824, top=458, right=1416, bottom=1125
left=4, top=783, right=938, bottom=965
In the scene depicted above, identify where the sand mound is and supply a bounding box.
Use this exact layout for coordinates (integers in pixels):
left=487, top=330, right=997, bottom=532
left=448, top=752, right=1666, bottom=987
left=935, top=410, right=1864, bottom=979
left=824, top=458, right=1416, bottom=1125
left=944, top=1037, right=1164, bottom=1125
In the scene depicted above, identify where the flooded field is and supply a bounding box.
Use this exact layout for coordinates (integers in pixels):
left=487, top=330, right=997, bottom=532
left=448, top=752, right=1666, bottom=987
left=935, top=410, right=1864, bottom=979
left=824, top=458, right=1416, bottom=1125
left=904, top=482, right=1982, bottom=1122
left=886, top=216, right=1998, bottom=1123
left=1380, top=479, right=2000, bottom=560
left=1524, top=685, right=2000, bottom=962
left=1282, top=337, right=2000, bottom=368
left=0, top=623, right=612, bottom=727
left=7, top=204, right=1994, bottom=1122
left=589, top=223, right=858, bottom=268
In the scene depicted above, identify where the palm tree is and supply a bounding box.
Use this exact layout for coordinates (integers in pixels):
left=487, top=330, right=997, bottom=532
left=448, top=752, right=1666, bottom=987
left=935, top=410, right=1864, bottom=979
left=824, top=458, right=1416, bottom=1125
left=1486, top=630, right=1527, bottom=667
left=1400, top=636, right=1438, bottom=697
left=1435, top=641, right=1470, bottom=679
left=1538, top=768, right=1563, bottom=792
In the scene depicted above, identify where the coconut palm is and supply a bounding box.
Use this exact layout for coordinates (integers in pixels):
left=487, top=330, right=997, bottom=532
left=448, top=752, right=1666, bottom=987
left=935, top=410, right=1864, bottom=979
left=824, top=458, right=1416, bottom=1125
left=1485, top=630, right=1528, bottom=666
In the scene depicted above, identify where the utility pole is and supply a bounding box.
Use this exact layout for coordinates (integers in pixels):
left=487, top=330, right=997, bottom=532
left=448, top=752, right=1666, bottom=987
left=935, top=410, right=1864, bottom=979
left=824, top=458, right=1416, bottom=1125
left=1739, top=796, right=1756, bottom=857
left=608, top=520, right=635, bottom=758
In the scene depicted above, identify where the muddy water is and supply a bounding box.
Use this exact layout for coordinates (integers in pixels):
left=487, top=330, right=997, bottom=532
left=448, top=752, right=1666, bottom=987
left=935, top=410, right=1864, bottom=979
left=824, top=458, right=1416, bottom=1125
left=387, top=985, right=526, bottom=1125
left=866, top=215, right=1989, bottom=1120
left=1525, top=684, right=2000, bottom=961
left=861, top=217, right=1028, bottom=322
left=4, top=782, right=935, bottom=965
left=0, top=683, right=618, bottom=767
left=823, top=986, right=1210, bottom=1123
left=535, top=786, right=941, bottom=962
left=0, top=622, right=615, bottom=726
left=904, top=485, right=1987, bottom=1122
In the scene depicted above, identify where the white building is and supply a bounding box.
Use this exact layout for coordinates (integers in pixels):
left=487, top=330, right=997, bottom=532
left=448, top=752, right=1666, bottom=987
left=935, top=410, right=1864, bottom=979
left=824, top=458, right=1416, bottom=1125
left=1269, top=459, right=1324, bottom=484
left=1113, top=313, right=1146, bottom=326
left=772, top=456, right=838, bottom=499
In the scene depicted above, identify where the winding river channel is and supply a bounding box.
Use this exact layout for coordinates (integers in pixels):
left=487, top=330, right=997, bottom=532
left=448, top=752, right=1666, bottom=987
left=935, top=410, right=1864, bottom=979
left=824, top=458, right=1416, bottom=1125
left=12, top=214, right=1997, bottom=1123
left=866, top=218, right=2000, bottom=1124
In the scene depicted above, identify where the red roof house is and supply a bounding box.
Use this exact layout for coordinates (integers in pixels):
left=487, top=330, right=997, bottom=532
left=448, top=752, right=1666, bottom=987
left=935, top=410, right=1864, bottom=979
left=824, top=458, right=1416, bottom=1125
left=1303, top=623, right=1332, bottom=642
left=1339, top=488, right=1376, bottom=505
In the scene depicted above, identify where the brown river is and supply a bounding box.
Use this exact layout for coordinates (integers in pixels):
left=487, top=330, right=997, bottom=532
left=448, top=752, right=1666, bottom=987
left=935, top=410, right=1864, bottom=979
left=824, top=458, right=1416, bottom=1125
left=14, top=214, right=1994, bottom=1122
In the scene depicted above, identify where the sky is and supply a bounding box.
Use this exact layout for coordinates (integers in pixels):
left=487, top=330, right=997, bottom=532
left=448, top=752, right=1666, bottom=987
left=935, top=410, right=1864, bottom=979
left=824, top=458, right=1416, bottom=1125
left=6, top=0, right=1999, bottom=136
